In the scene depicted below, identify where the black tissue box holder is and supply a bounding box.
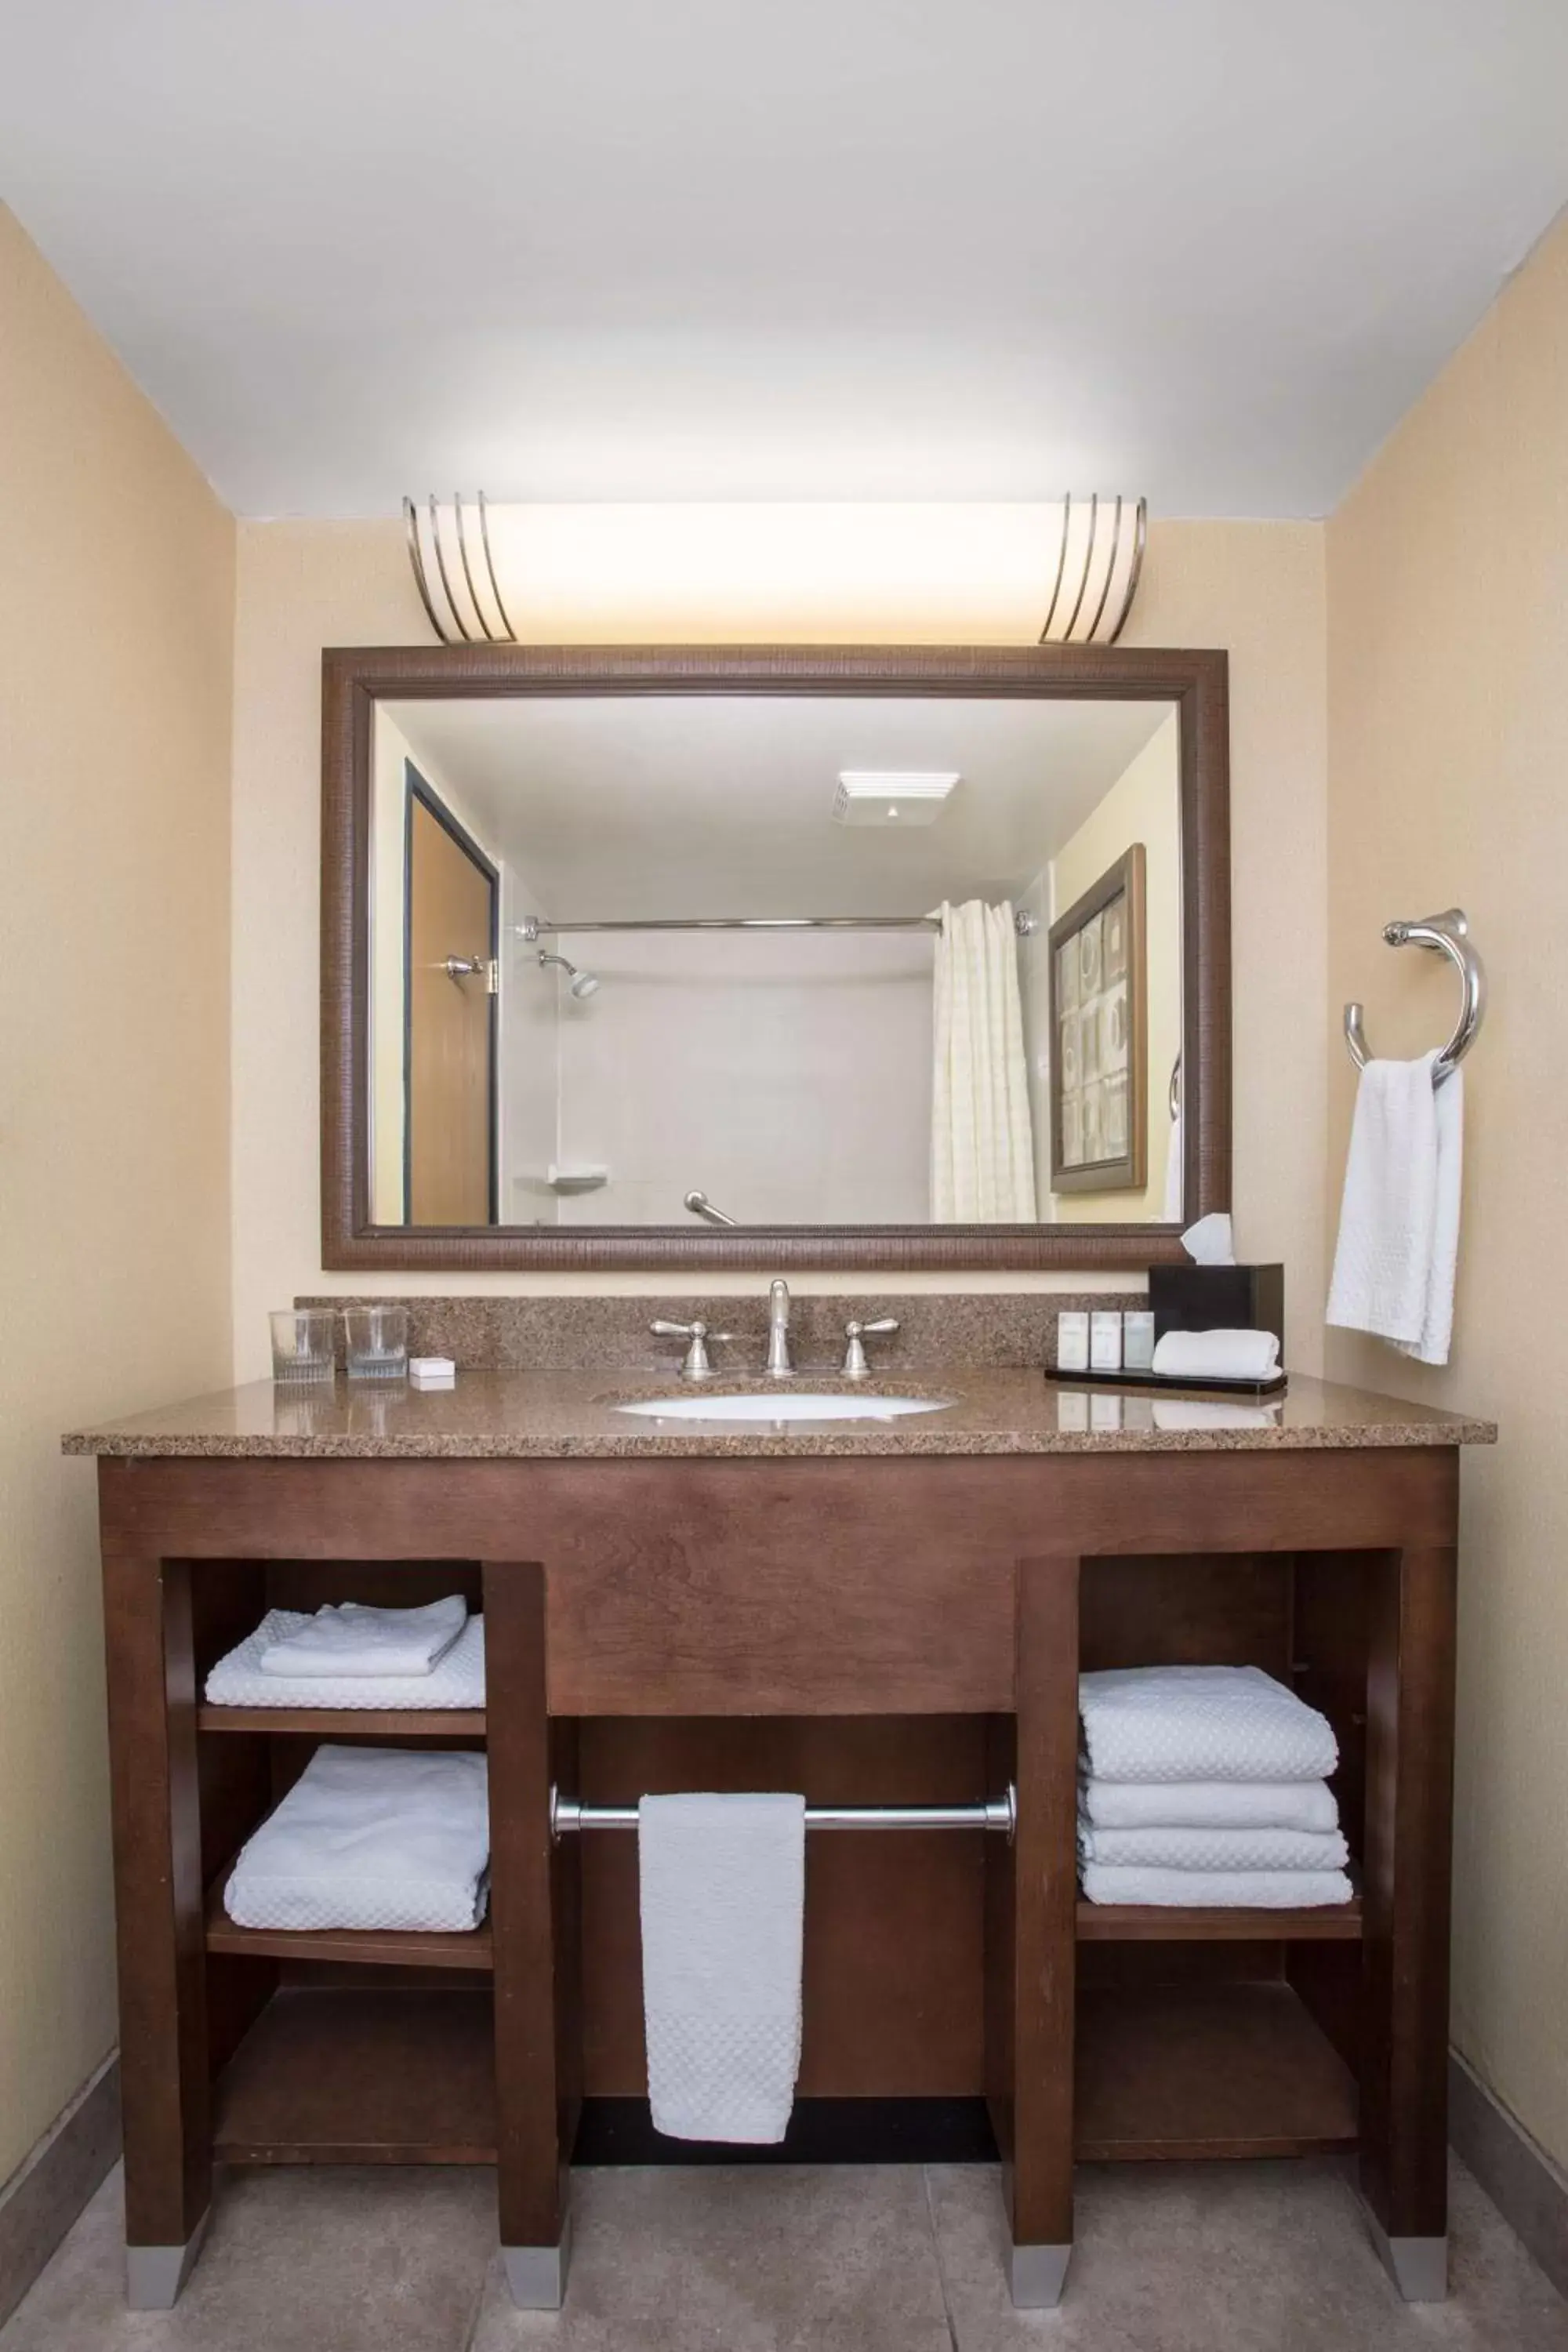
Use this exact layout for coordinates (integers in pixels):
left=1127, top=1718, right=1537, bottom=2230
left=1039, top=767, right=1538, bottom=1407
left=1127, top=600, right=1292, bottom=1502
left=1147, top=1261, right=1286, bottom=1363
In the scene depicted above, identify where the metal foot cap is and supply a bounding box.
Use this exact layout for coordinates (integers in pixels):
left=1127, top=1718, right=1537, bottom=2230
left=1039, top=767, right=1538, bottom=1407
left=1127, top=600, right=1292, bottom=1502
left=125, top=2216, right=209, bottom=2310
left=1366, top=2213, right=1447, bottom=2303
left=1008, top=2239, right=1072, bottom=2307
left=503, top=2218, right=572, bottom=2310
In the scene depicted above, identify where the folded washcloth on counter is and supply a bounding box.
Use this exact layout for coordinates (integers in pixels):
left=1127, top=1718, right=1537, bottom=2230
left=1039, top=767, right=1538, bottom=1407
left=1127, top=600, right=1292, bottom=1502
left=224, top=1744, right=488, bottom=1933
left=1078, top=1820, right=1348, bottom=1873
left=207, top=1612, right=484, bottom=1711
left=1149, top=1327, right=1281, bottom=1382
left=1080, top=1862, right=1352, bottom=1909
left=1080, top=1665, right=1338, bottom=1785
left=259, top=1595, right=467, bottom=1679
left=639, top=1792, right=806, bottom=2145
left=1078, top=1775, right=1340, bottom=1834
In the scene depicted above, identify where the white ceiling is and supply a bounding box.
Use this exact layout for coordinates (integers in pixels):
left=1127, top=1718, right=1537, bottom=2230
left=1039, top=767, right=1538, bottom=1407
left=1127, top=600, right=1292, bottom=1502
left=388, top=693, right=1174, bottom=916
left=4, top=2, right=1566, bottom=520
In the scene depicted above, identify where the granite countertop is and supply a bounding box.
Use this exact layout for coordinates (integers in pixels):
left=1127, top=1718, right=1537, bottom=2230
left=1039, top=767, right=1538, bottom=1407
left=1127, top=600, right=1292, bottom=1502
left=62, top=1369, right=1497, bottom=1461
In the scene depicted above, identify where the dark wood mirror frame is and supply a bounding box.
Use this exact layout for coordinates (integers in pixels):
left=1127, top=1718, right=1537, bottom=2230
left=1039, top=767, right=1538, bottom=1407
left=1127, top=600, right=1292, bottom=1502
left=321, top=642, right=1230, bottom=1271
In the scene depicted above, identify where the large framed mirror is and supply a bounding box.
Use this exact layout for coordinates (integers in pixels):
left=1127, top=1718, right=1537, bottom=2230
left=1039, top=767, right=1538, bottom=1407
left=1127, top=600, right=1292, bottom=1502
left=322, top=644, right=1229, bottom=1270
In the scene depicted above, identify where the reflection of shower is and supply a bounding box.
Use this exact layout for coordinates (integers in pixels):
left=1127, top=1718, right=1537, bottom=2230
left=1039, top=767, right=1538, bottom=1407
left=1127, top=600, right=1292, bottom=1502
left=538, top=949, right=601, bottom=1000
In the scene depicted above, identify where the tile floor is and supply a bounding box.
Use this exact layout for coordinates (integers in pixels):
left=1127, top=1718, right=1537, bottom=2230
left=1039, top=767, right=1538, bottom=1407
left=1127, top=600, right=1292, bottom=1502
left=4, top=2154, right=1565, bottom=2352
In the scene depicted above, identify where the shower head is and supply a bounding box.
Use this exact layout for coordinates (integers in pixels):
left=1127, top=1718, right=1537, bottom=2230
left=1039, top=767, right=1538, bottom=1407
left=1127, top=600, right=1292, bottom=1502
left=539, top=949, right=601, bottom=1000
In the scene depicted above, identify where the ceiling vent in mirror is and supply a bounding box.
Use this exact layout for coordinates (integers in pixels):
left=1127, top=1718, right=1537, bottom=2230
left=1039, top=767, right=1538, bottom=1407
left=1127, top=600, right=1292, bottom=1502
left=401, top=497, right=1148, bottom=648
left=832, top=772, right=960, bottom=828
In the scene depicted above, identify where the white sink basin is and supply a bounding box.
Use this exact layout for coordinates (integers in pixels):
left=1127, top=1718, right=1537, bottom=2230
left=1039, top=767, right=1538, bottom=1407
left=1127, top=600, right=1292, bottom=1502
left=615, top=1390, right=952, bottom=1423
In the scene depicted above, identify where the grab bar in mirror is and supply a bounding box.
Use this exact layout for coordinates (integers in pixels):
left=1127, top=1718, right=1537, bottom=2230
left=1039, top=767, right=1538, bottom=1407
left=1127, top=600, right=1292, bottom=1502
left=550, top=1786, right=1018, bottom=1840
left=684, top=1190, right=739, bottom=1226
left=1343, top=907, right=1485, bottom=1085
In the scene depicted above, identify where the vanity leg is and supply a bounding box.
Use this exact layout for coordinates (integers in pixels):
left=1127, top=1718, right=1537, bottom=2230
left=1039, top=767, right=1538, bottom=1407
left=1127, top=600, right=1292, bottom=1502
left=99, top=1542, right=212, bottom=2307
left=985, top=1554, right=1079, bottom=2307
left=1358, top=1543, right=1457, bottom=2302
left=484, top=1561, right=580, bottom=2308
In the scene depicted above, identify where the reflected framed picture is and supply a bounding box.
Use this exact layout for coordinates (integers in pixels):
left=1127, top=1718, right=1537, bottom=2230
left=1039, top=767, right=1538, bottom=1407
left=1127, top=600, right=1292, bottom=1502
left=1048, top=844, right=1147, bottom=1192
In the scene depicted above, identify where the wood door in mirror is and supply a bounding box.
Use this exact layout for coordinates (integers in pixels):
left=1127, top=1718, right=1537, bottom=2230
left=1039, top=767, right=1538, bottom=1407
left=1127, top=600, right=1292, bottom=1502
left=322, top=644, right=1229, bottom=1271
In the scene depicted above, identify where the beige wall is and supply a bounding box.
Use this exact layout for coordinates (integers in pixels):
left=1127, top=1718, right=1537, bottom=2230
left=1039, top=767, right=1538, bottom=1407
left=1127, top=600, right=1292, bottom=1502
left=229, top=517, right=1329, bottom=1372
left=1048, top=712, right=1183, bottom=1224
left=0, top=208, right=234, bottom=2183
left=1326, top=211, right=1568, bottom=2168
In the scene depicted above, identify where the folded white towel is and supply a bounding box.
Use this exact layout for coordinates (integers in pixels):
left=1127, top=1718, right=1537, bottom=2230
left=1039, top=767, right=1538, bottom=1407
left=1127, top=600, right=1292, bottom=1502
left=1080, top=1862, right=1352, bottom=1908
left=259, top=1595, right=467, bottom=1679
left=639, top=1793, right=805, bottom=2145
left=1079, top=1775, right=1341, bottom=1834
left=1078, top=1818, right=1348, bottom=1872
left=1327, top=1052, right=1462, bottom=1367
left=224, top=1744, right=488, bottom=1933
left=1080, top=1665, right=1338, bottom=1784
left=1150, top=1327, right=1281, bottom=1381
left=208, top=1612, right=485, bottom=1711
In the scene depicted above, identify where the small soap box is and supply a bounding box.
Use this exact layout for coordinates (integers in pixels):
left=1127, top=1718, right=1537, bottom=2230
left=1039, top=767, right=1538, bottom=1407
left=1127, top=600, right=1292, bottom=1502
left=409, top=1356, right=456, bottom=1389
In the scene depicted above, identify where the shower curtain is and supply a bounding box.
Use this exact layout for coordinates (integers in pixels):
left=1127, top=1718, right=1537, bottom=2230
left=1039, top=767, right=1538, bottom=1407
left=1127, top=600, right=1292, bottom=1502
left=930, top=898, right=1038, bottom=1221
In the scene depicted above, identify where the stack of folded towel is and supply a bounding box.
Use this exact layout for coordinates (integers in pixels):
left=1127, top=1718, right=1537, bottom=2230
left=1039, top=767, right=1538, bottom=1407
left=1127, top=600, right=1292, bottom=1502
left=205, top=1595, right=484, bottom=1710
left=1078, top=1664, right=1352, bottom=1908
left=224, top=1743, right=489, bottom=1933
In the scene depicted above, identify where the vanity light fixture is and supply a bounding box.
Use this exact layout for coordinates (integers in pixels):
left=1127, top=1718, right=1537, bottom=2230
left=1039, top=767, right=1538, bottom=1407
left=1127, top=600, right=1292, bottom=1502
left=402, top=497, right=1147, bottom=648
left=832, top=772, right=960, bottom=828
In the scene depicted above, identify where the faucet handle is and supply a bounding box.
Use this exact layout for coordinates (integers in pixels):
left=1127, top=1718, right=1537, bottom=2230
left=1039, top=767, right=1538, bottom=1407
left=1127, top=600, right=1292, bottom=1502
left=841, top=1317, right=899, bottom=1379
left=649, top=1318, right=728, bottom=1381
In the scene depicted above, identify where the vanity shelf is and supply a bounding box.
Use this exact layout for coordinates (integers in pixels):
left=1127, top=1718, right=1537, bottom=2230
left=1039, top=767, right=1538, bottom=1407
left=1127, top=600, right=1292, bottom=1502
left=1076, top=1884, right=1362, bottom=1942
left=1075, top=1981, right=1358, bottom=2161
left=204, top=1876, right=494, bottom=1972
left=212, top=1988, right=497, bottom=2165
left=196, top=1704, right=487, bottom=1738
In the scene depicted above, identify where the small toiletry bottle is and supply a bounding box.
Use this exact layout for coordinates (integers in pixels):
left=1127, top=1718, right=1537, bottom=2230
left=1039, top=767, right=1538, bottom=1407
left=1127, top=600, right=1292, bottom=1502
left=1057, top=1311, right=1090, bottom=1374
left=1123, top=1311, right=1156, bottom=1372
left=1091, top=1311, right=1123, bottom=1372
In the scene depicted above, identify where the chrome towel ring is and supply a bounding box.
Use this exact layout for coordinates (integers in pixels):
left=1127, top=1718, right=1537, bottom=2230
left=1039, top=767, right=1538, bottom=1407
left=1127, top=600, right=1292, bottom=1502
left=1344, top=907, right=1486, bottom=1086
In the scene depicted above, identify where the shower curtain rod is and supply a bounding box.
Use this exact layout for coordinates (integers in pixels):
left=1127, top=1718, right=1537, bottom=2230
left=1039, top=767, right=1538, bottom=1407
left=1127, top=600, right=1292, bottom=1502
left=516, top=909, right=1038, bottom=940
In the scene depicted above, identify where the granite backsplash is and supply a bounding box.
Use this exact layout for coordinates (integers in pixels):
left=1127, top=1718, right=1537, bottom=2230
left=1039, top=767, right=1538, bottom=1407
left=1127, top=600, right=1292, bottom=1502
left=297, top=1292, right=1145, bottom=1375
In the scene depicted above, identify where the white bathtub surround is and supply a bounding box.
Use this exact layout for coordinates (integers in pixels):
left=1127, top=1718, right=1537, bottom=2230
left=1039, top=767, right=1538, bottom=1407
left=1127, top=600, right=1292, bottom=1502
left=223, top=1744, right=489, bottom=1933
left=258, top=1594, right=467, bottom=1677
left=1327, top=1050, right=1463, bottom=1367
left=638, top=1792, right=806, bottom=2144
left=930, top=898, right=1036, bottom=1222
left=1079, top=1863, right=1353, bottom=1907
left=207, top=1611, right=485, bottom=1710
left=1078, top=1775, right=1340, bottom=1833
left=1078, top=1665, right=1338, bottom=1784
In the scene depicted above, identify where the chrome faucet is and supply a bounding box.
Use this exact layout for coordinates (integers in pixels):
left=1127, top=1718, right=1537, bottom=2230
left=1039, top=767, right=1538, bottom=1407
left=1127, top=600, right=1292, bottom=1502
left=764, top=1279, right=793, bottom=1378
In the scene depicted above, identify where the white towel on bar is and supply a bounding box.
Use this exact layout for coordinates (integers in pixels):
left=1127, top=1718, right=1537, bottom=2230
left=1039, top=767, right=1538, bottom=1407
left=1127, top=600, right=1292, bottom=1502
left=1079, top=1775, right=1340, bottom=1834
left=1149, top=1327, right=1281, bottom=1382
left=1078, top=1819, right=1348, bottom=1872
left=638, top=1792, right=806, bottom=2145
left=1080, top=1665, right=1338, bottom=1784
left=208, top=1612, right=485, bottom=1711
left=224, top=1744, right=488, bottom=1933
left=258, top=1595, right=467, bottom=1678
left=1080, top=1862, right=1352, bottom=1908
left=1327, top=1052, right=1463, bottom=1367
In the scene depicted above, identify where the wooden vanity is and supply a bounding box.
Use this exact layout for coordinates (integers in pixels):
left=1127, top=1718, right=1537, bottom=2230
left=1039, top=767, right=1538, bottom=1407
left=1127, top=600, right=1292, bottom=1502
left=66, top=1367, right=1493, bottom=2311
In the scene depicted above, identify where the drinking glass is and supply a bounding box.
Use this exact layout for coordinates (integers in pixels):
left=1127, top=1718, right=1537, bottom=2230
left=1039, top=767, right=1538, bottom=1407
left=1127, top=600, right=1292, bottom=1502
left=270, top=1308, right=336, bottom=1385
left=343, top=1304, right=409, bottom=1381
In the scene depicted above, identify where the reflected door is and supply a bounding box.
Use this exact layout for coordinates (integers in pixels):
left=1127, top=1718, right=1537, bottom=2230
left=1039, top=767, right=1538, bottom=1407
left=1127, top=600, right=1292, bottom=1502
left=406, top=782, right=497, bottom=1221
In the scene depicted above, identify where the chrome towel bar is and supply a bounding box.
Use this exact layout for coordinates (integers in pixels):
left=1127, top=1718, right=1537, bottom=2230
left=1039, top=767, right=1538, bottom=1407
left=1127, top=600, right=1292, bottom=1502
left=549, top=1785, right=1017, bottom=1842
left=1344, top=906, right=1486, bottom=1086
